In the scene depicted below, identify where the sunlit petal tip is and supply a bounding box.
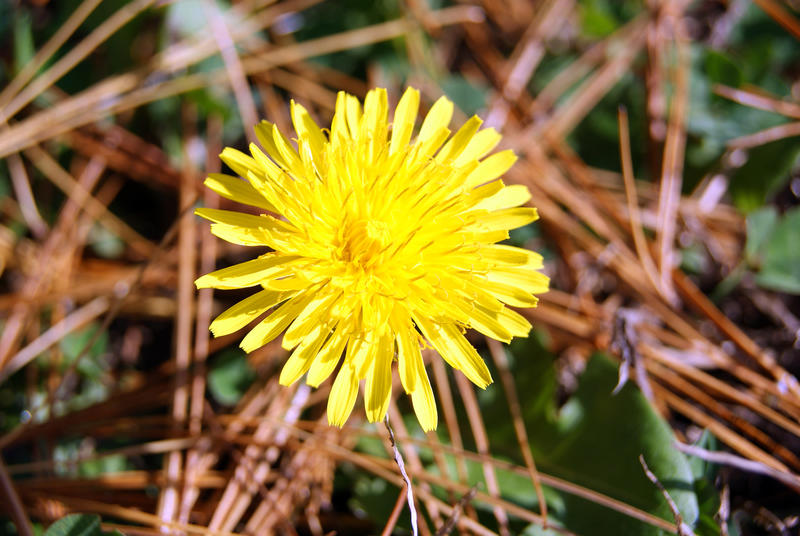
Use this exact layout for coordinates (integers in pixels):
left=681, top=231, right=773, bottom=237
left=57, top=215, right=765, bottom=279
left=194, top=275, right=212, bottom=289
left=327, top=365, right=359, bottom=427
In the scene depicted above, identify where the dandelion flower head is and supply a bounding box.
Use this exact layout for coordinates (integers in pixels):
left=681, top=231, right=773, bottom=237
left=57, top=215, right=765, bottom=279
left=195, top=87, right=549, bottom=431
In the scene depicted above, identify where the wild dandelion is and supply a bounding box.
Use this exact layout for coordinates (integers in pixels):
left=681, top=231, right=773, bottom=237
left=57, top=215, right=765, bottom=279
left=195, top=87, right=549, bottom=431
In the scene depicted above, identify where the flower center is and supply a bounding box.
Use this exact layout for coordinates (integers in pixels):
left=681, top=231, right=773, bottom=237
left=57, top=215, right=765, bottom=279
left=337, top=219, right=392, bottom=270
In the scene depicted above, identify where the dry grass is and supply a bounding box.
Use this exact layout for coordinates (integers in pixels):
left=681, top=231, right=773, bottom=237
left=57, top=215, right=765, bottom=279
left=1, top=0, right=799, bottom=534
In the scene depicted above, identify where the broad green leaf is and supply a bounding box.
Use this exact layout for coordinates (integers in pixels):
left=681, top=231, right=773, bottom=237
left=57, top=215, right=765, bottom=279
left=58, top=323, right=109, bottom=380
left=530, top=355, right=699, bottom=535
left=745, top=207, right=778, bottom=264
left=13, top=11, right=35, bottom=75
left=755, top=207, right=800, bottom=294
left=208, top=349, right=255, bottom=406
left=88, top=225, right=124, bottom=259
left=441, top=76, right=488, bottom=117
left=704, top=50, right=743, bottom=88
left=729, top=138, right=800, bottom=213
left=44, top=515, right=121, bottom=536
left=579, top=2, right=619, bottom=38
left=421, top=348, right=699, bottom=535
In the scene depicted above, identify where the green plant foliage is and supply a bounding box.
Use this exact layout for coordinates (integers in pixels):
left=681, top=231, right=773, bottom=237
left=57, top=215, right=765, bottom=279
left=88, top=225, right=125, bottom=259
left=43, top=515, right=121, bottom=536
left=578, top=1, right=618, bottom=38
left=441, top=75, right=488, bottom=117
left=744, top=207, right=779, bottom=264
left=350, top=340, right=703, bottom=535
left=529, top=354, right=698, bottom=535
left=728, top=139, right=800, bottom=213
left=753, top=207, right=800, bottom=294
left=703, top=50, right=743, bottom=89
left=13, top=10, right=35, bottom=75
left=208, top=348, right=255, bottom=406
left=58, top=323, right=109, bottom=380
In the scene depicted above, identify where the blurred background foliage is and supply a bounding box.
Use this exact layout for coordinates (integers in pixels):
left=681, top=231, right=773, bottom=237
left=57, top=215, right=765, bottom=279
left=0, top=0, right=799, bottom=535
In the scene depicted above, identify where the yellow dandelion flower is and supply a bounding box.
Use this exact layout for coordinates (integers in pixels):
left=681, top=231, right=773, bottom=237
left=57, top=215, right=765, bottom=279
left=195, top=87, right=549, bottom=431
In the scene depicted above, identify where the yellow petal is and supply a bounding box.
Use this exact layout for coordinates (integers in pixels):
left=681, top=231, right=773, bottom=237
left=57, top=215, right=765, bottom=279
left=204, top=173, right=276, bottom=212
left=345, top=93, right=362, bottom=140
left=208, top=223, right=277, bottom=247
left=364, top=332, right=393, bottom=423
left=480, top=280, right=540, bottom=308
left=390, top=87, right=420, bottom=155
left=239, top=292, right=313, bottom=353
left=362, top=88, right=388, bottom=140
left=209, top=289, right=294, bottom=336
left=419, top=96, right=453, bottom=142
left=331, top=91, right=349, bottom=144
left=473, top=184, right=532, bottom=212
left=306, top=326, right=348, bottom=387
left=220, top=147, right=261, bottom=179
left=270, top=124, right=305, bottom=179
left=282, top=290, right=340, bottom=350
left=254, top=120, right=281, bottom=163
left=436, top=115, right=482, bottom=163
left=464, top=179, right=504, bottom=206
left=262, top=275, right=313, bottom=291
left=195, top=255, right=299, bottom=289
left=488, top=267, right=550, bottom=295
left=466, top=207, right=538, bottom=232
left=498, top=307, right=532, bottom=338
left=410, top=368, right=437, bottom=432
left=347, top=332, right=376, bottom=380
left=481, top=244, right=544, bottom=268
left=327, top=364, right=359, bottom=427
left=196, top=207, right=294, bottom=248
left=412, top=126, right=450, bottom=162
left=456, top=301, right=512, bottom=343
left=279, top=323, right=330, bottom=386
left=453, top=127, right=501, bottom=167
left=396, top=324, right=422, bottom=393
left=464, top=149, right=518, bottom=189
left=290, top=100, right=327, bottom=160
left=415, top=317, right=493, bottom=388
left=194, top=207, right=292, bottom=231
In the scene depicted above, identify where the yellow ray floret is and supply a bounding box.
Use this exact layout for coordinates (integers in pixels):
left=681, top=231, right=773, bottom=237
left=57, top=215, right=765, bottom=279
left=195, top=87, right=549, bottom=431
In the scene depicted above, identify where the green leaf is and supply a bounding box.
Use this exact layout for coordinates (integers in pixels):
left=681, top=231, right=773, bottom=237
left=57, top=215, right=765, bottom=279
left=531, top=355, right=699, bottom=535
left=579, top=2, right=619, bottom=38
left=424, top=349, right=698, bottom=535
left=755, top=207, right=800, bottom=294
left=208, top=349, right=255, bottom=406
left=729, top=138, right=800, bottom=213
left=680, top=243, right=707, bottom=275
left=58, top=323, right=109, bottom=380
left=13, top=11, right=35, bottom=75
left=703, top=50, right=743, bottom=88
left=44, top=515, right=121, bottom=536
left=441, top=76, right=488, bottom=117
left=88, top=225, right=124, bottom=259
left=745, top=206, right=778, bottom=264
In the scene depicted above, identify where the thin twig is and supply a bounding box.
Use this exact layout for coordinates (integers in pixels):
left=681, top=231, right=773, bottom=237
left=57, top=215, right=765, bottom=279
left=0, top=297, right=110, bottom=384
left=717, top=484, right=730, bottom=536
left=384, top=416, right=419, bottom=536
left=0, top=456, right=33, bottom=536
left=204, top=0, right=259, bottom=142
left=674, top=441, right=800, bottom=490
left=617, top=106, right=662, bottom=297
left=6, top=153, right=48, bottom=238
left=638, top=455, right=697, bottom=536
left=381, top=488, right=410, bottom=536
left=486, top=338, right=548, bottom=524
left=435, top=485, right=478, bottom=536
